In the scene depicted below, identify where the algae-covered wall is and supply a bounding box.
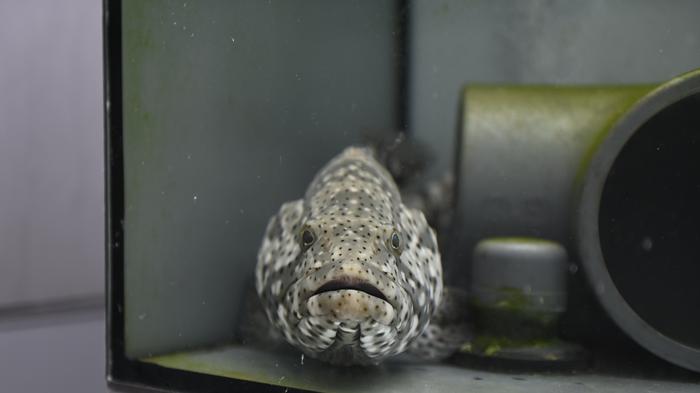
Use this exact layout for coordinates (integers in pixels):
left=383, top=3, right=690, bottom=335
left=122, top=0, right=400, bottom=358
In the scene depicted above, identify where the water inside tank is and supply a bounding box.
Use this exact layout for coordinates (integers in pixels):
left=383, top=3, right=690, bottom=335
left=109, top=1, right=700, bottom=391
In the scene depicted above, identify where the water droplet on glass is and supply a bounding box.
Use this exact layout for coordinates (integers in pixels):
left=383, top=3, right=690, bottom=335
left=193, top=194, right=198, bottom=202
left=641, top=236, right=653, bottom=252
left=300, top=353, right=304, bottom=365
left=569, top=263, right=579, bottom=274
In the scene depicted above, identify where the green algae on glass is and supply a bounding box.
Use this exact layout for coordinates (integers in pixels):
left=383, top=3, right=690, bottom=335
left=461, top=335, right=563, bottom=358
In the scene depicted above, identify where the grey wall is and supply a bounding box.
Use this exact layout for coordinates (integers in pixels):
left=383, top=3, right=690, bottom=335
left=409, top=0, right=700, bottom=176
left=122, top=0, right=400, bottom=358
left=0, top=308, right=108, bottom=392
left=0, top=3, right=105, bottom=391
left=0, top=0, right=103, bottom=307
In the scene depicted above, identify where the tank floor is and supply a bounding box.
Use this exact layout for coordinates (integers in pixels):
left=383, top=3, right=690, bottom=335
left=144, top=344, right=699, bottom=393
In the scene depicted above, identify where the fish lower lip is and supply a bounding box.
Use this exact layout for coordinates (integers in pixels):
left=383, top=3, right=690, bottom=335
left=313, top=279, right=388, bottom=302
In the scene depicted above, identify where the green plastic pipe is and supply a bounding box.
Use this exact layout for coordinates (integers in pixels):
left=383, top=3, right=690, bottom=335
left=453, top=69, right=700, bottom=372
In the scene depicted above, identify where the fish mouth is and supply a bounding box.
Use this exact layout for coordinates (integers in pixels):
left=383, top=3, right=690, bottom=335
left=305, top=275, right=396, bottom=325
left=313, top=277, right=388, bottom=303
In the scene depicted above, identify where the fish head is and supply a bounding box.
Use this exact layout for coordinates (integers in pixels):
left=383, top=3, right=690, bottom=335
left=256, top=198, right=442, bottom=365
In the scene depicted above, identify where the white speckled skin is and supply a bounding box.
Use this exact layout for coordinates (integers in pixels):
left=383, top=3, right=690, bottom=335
left=255, top=147, right=444, bottom=365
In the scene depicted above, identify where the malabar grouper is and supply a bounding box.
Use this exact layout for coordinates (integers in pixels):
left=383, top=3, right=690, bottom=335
left=255, top=146, right=469, bottom=365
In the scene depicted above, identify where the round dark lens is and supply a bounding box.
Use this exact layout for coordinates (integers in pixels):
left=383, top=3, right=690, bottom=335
left=302, top=229, right=315, bottom=246
left=391, top=232, right=401, bottom=250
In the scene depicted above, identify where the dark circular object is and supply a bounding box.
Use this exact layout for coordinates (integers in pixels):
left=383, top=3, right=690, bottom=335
left=390, top=231, right=401, bottom=251
left=577, top=70, right=700, bottom=372
left=301, top=229, right=315, bottom=247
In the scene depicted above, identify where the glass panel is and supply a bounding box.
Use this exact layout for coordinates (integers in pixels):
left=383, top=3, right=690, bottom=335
left=115, top=1, right=700, bottom=391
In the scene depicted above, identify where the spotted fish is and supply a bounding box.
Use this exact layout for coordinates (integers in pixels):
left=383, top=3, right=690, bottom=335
left=255, top=147, right=466, bottom=365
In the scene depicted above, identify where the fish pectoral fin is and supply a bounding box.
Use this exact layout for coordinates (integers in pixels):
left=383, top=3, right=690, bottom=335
left=235, top=278, right=289, bottom=350
left=406, top=287, right=473, bottom=361
left=406, top=321, right=473, bottom=361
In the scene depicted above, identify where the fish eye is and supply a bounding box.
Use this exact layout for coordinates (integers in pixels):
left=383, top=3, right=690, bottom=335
left=301, top=228, right=316, bottom=248
left=389, top=231, right=401, bottom=252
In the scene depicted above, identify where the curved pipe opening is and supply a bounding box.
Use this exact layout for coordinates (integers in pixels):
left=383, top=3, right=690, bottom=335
left=598, top=92, right=700, bottom=348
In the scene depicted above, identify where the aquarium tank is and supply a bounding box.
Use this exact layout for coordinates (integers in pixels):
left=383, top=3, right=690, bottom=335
left=106, top=1, right=700, bottom=392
